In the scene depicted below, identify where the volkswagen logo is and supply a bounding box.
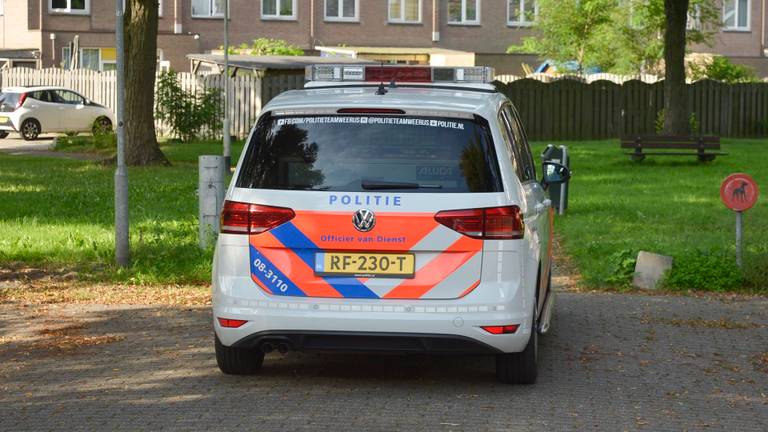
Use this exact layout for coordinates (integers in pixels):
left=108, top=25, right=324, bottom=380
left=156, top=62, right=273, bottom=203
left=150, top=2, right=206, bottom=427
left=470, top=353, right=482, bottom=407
left=352, top=209, right=376, bottom=232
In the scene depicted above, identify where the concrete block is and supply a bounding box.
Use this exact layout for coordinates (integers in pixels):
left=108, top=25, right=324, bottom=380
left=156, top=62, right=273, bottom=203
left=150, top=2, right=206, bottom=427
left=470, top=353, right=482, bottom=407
left=632, top=251, right=673, bottom=290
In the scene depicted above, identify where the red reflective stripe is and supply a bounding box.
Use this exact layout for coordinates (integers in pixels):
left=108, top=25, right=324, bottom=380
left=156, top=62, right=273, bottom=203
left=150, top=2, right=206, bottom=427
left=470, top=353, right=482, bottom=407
left=383, top=236, right=481, bottom=299
left=257, top=246, right=343, bottom=298
left=291, top=211, right=438, bottom=252
left=458, top=280, right=481, bottom=298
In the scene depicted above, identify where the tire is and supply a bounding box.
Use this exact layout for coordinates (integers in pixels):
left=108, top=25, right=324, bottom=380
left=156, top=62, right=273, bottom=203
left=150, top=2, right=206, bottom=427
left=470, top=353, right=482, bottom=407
left=21, top=119, right=41, bottom=141
left=215, top=335, right=264, bottom=375
left=0, top=131, right=8, bottom=139
left=92, top=117, right=113, bottom=136
left=496, top=296, right=538, bottom=385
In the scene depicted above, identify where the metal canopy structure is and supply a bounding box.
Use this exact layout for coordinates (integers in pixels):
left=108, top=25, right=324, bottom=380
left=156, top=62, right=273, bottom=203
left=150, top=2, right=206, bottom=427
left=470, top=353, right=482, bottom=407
left=187, top=54, right=375, bottom=76
left=0, top=49, right=41, bottom=69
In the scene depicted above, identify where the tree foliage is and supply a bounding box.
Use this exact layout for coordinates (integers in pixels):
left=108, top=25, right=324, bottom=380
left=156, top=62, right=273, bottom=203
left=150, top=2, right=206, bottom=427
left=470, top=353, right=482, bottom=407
left=155, top=70, right=222, bottom=142
left=507, top=0, right=615, bottom=72
left=508, top=0, right=720, bottom=75
left=690, top=56, right=759, bottom=83
left=227, top=38, right=304, bottom=56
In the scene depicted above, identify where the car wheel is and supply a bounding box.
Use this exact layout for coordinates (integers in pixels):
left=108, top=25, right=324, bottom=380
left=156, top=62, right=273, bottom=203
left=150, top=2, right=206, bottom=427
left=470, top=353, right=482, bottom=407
left=215, top=335, right=264, bottom=375
left=496, top=301, right=538, bottom=385
left=21, top=119, right=41, bottom=141
left=92, top=117, right=113, bottom=136
left=0, top=131, right=8, bottom=139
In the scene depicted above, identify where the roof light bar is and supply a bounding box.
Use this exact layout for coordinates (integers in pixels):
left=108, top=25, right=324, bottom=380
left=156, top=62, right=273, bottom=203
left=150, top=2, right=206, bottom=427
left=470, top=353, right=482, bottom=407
left=305, top=65, right=495, bottom=85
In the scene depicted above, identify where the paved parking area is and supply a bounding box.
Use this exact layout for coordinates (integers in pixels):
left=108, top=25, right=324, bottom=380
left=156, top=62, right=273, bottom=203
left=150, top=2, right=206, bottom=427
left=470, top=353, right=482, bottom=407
left=1, top=292, right=767, bottom=431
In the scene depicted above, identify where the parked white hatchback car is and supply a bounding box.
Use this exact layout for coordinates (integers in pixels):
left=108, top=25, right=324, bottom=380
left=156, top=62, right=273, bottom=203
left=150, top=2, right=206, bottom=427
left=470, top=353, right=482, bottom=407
left=0, top=86, right=114, bottom=140
left=212, top=65, right=571, bottom=384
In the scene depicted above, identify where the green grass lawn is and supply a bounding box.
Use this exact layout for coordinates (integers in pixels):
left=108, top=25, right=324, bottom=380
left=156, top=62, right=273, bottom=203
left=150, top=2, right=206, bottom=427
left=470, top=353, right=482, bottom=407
left=0, top=138, right=765, bottom=291
left=0, top=140, right=243, bottom=284
left=532, top=139, right=768, bottom=292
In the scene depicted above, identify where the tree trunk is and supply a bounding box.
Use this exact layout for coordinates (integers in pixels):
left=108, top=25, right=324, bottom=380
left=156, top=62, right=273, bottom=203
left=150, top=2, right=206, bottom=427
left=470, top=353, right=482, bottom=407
left=662, top=0, right=691, bottom=135
left=124, top=0, right=169, bottom=166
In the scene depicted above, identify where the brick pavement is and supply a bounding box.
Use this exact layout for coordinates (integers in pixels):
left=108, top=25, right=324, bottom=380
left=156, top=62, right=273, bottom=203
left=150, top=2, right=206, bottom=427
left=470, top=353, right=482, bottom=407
left=1, top=292, right=767, bottom=431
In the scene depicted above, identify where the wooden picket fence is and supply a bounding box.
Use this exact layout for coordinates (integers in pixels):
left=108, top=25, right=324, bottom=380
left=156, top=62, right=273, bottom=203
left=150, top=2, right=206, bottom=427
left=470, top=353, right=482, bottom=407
left=0, top=68, right=266, bottom=138
left=495, top=78, right=768, bottom=140
left=495, top=73, right=662, bottom=84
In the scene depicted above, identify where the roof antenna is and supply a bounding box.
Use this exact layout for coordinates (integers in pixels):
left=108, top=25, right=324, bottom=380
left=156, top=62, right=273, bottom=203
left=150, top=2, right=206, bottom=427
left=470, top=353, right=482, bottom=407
left=376, top=61, right=388, bottom=95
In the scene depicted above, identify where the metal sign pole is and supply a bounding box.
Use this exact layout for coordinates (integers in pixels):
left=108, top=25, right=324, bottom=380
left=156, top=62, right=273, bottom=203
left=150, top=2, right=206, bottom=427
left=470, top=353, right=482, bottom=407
left=114, top=0, right=129, bottom=267
left=735, top=211, right=743, bottom=268
left=222, top=0, right=231, bottom=169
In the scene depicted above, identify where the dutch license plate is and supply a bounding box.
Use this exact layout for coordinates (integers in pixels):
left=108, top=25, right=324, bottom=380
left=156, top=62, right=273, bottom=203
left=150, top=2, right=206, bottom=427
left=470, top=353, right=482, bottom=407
left=315, top=252, right=415, bottom=278
left=0, top=116, right=8, bottom=123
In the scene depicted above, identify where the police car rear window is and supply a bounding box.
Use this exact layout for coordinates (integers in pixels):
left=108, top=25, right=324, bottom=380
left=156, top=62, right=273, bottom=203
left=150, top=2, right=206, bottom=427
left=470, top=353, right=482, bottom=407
left=236, top=114, right=503, bottom=193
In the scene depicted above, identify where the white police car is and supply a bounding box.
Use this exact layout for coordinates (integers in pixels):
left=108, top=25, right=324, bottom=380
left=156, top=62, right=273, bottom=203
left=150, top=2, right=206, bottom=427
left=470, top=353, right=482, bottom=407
left=212, top=65, right=570, bottom=384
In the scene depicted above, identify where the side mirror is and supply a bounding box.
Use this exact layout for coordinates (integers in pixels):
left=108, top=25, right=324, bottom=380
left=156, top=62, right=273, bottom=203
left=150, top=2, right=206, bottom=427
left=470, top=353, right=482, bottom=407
left=541, top=161, right=571, bottom=185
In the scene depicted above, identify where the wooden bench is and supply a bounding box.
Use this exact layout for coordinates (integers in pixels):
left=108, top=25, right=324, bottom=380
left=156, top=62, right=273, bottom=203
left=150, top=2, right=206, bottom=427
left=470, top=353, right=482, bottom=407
left=620, top=136, right=726, bottom=162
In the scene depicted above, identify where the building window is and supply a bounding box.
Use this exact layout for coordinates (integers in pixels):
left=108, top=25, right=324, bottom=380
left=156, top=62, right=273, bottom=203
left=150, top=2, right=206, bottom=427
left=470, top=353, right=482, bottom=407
left=158, top=0, right=163, bottom=17
left=50, top=0, right=90, bottom=14
left=448, top=0, right=480, bottom=25
left=192, top=0, right=226, bottom=18
left=723, top=0, right=749, bottom=30
left=388, top=0, right=421, bottom=24
left=0, top=0, right=4, bottom=16
left=262, top=0, right=296, bottom=20
left=325, top=0, right=357, bottom=22
left=686, top=5, right=701, bottom=30
left=507, top=0, right=536, bottom=26
left=62, top=47, right=103, bottom=71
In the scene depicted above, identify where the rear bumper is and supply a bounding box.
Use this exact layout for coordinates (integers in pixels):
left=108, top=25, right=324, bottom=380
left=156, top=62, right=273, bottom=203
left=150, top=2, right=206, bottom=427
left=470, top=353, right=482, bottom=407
left=232, top=330, right=503, bottom=354
left=213, top=290, right=533, bottom=354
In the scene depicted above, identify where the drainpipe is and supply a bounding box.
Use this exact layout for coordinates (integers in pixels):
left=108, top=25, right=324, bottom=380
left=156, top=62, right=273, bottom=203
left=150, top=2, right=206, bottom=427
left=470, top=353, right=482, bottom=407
left=762, top=0, right=766, bottom=57
left=310, top=0, right=315, bottom=50
left=174, top=0, right=182, bottom=34
left=432, top=0, right=439, bottom=42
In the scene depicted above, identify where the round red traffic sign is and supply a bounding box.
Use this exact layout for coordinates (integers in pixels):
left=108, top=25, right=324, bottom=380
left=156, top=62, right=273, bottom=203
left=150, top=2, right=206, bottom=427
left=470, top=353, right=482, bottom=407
left=720, top=173, right=759, bottom=211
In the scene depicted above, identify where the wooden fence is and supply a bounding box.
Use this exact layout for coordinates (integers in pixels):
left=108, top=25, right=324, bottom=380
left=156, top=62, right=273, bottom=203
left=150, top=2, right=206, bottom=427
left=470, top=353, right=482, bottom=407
left=495, top=78, right=768, bottom=140
left=4, top=69, right=767, bottom=140
left=0, top=68, right=265, bottom=138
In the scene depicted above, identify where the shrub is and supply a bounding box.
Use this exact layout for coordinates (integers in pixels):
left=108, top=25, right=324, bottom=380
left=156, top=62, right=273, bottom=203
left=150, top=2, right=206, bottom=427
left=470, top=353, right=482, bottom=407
left=661, top=251, right=743, bottom=291
left=690, top=56, right=758, bottom=83
left=655, top=110, right=700, bottom=134
left=221, top=38, right=303, bottom=56
left=154, top=70, right=222, bottom=142
left=604, top=249, right=637, bottom=287
left=54, top=133, right=116, bottom=152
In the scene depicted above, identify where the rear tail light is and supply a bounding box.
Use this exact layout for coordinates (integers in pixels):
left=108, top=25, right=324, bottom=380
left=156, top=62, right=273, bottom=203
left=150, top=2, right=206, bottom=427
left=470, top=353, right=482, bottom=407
left=15, top=93, right=27, bottom=111
left=481, top=324, right=519, bottom=335
left=435, top=206, right=524, bottom=240
left=217, top=317, right=248, bottom=328
left=220, top=200, right=295, bottom=235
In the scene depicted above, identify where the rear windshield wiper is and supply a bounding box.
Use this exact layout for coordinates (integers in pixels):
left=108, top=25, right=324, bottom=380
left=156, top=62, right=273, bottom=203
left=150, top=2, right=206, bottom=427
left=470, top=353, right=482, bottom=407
left=361, top=180, right=443, bottom=190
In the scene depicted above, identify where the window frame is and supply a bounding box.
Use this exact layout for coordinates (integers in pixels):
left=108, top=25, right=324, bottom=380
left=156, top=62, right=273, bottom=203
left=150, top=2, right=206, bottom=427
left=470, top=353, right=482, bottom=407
left=191, top=0, right=227, bottom=19
left=388, top=0, right=422, bottom=24
left=507, top=0, right=537, bottom=27
left=722, top=0, right=750, bottom=31
left=324, top=0, right=359, bottom=22
left=447, top=0, right=480, bottom=26
left=261, top=0, right=297, bottom=20
left=49, top=0, right=90, bottom=15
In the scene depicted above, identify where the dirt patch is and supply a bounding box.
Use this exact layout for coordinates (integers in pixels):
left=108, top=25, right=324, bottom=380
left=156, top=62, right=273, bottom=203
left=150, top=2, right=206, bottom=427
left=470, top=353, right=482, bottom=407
left=1, top=281, right=210, bottom=306
left=753, top=353, right=768, bottom=373
left=552, top=234, right=583, bottom=291
left=1, top=318, right=124, bottom=355
left=656, top=317, right=761, bottom=330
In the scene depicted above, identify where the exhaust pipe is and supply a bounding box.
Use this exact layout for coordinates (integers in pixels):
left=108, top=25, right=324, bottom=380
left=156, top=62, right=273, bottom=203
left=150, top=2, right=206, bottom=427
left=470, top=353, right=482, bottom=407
left=260, top=342, right=274, bottom=354
left=276, top=342, right=289, bottom=354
